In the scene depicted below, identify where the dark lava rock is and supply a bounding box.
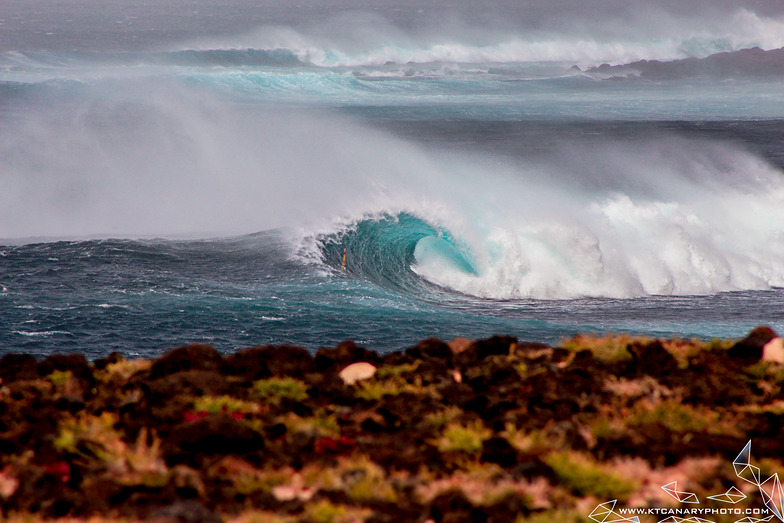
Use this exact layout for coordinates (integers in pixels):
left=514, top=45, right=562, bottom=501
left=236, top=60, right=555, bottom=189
left=315, top=341, right=381, bottom=372
left=428, top=489, right=486, bottom=523
left=406, top=338, right=452, bottom=361
left=149, top=344, right=224, bottom=379
left=0, top=353, right=38, bottom=382
left=54, top=395, right=86, bottom=414
left=439, top=382, right=478, bottom=407
left=381, top=351, right=414, bottom=366
left=481, top=437, right=518, bottom=467
left=146, top=370, right=234, bottom=401
left=166, top=416, right=265, bottom=457
left=679, top=350, right=753, bottom=404
left=455, top=336, right=517, bottom=367
left=476, top=336, right=517, bottom=358
left=484, top=492, right=529, bottom=522
left=152, top=500, right=222, bottom=523
left=627, top=340, right=680, bottom=378
left=223, top=345, right=313, bottom=379
left=510, top=453, right=557, bottom=481
left=93, top=351, right=124, bottom=371
left=729, top=326, right=778, bottom=361
left=38, top=353, right=94, bottom=385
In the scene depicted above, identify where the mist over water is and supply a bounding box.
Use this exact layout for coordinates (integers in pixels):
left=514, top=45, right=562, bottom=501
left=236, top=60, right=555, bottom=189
left=2, top=0, right=784, bottom=355
left=3, top=74, right=784, bottom=301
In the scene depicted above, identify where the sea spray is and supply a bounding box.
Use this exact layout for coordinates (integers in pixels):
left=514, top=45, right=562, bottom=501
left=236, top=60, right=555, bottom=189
left=312, top=138, right=784, bottom=300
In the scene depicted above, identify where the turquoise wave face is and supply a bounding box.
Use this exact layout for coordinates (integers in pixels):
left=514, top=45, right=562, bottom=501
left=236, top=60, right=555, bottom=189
left=317, top=213, right=477, bottom=296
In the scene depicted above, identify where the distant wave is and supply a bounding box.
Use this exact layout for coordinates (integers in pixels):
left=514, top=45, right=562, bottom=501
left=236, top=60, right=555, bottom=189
left=178, top=9, right=784, bottom=68
left=0, top=48, right=305, bottom=70
left=171, top=38, right=749, bottom=69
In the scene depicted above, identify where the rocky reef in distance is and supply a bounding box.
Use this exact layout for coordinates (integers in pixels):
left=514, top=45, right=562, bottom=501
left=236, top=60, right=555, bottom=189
left=2, top=328, right=784, bottom=522
left=582, top=46, right=784, bottom=79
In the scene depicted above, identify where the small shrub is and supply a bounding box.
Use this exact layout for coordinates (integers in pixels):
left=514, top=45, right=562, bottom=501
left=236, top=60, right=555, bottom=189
left=252, top=377, right=308, bottom=403
left=560, top=334, right=651, bottom=362
left=518, top=511, right=591, bottom=523
left=437, top=420, right=491, bottom=454
left=193, top=395, right=262, bottom=416
left=46, top=370, right=73, bottom=388
left=354, top=375, right=437, bottom=401
left=424, top=406, right=464, bottom=430
left=627, top=399, right=739, bottom=436
left=102, top=359, right=151, bottom=382
left=281, top=410, right=340, bottom=438
left=54, top=413, right=167, bottom=486
left=304, top=500, right=346, bottom=523
left=376, top=361, right=420, bottom=380
left=544, top=451, right=635, bottom=501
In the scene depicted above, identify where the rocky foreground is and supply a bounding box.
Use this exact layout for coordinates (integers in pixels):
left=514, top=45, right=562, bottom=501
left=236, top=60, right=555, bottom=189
left=2, top=328, right=784, bottom=522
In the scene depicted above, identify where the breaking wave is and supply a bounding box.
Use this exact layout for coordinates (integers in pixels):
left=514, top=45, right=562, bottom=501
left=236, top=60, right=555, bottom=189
left=311, top=142, right=784, bottom=300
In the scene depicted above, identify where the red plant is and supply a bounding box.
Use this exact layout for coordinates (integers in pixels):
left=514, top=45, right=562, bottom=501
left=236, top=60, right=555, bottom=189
left=183, top=411, right=211, bottom=423
left=315, top=436, right=356, bottom=456
left=44, top=461, right=71, bottom=483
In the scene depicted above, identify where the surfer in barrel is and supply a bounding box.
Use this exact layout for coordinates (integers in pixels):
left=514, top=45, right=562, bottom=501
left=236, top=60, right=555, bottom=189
left=342, top=248, right=347, bottom=270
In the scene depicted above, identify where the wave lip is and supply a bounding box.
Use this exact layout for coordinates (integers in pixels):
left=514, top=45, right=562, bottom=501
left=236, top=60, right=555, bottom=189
left=310, top=137, right=784, bottom=303
left=315, top=213, right=476, bottom=296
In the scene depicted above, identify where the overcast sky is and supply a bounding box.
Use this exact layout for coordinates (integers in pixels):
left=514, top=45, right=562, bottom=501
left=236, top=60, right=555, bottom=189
left=2, top=0, right=783, bottom=53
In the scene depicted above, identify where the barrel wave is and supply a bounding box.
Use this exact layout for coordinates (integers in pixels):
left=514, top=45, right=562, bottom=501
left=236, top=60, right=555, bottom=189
left=317, top=213, right=477, bottom=297
left=3, top=0, right=784, bottom=356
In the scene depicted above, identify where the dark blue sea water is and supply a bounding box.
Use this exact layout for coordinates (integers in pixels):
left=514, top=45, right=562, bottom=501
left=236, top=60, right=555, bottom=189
left=2, top=0, right=784, bottom=358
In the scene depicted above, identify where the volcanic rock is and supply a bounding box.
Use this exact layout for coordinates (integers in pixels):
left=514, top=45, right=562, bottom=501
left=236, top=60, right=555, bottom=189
left=223, top=344, right=314, bottom=379
left=0, top=353, right=38, bottom=383
left=728, top=326, right=778, bottom=361
left=315, top=341, right=381, bottom=372
left=149, top=344, right=223, bottom=379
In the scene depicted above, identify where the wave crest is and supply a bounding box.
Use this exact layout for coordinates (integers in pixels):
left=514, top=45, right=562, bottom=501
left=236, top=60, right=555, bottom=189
left=310, top=141, right=784, bottom=301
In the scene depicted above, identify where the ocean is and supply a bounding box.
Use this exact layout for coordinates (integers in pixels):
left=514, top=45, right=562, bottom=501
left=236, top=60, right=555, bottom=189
left=2, top=0, right=784, bottom=359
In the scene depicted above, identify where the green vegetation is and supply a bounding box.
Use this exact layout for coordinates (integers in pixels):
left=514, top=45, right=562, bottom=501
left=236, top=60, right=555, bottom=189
left=560, top=333, right=648, bottom=362
left=45, top=369, right=73, bottom=388
left=193, top=395, right=262, bottom=415
left=543, top=451, right=636, bottom=501
left=252, top=377, right=309, bottom=403
left=627, top=399, right=739, bottom=435
left=437, top=420, right=492, bottom=454
left=354, top=377, right=432, bottom=400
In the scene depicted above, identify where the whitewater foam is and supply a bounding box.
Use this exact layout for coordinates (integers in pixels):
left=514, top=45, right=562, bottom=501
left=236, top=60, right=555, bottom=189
left=182, top=8, right=784, bottom=69
left=308, top=134, right=784, bottom=301
left=14, top=330, right=74, bottom=337
left=4, top=61, right=784, bottom=301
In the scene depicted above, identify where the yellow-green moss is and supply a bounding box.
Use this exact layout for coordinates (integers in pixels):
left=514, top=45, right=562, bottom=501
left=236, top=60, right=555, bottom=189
left=543, top=451, right=635, bottom=501
left=252, top=377, right=308, bottom=403
left=437, top=420, right=491, bottom=454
